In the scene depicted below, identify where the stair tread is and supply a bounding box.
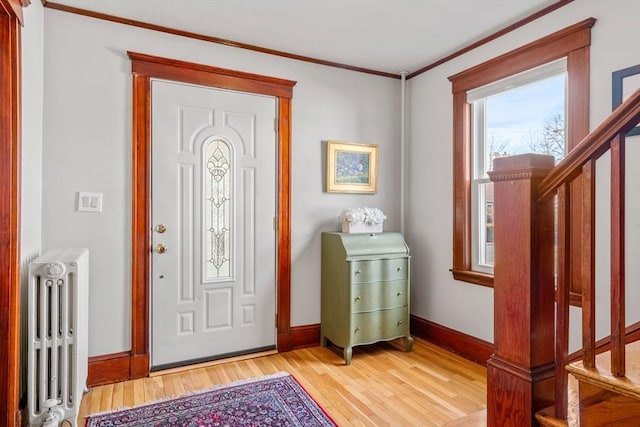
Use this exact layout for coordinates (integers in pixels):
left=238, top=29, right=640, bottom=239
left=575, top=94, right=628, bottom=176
left=535, top=408, right=568, bottom=427
left=567, top=339, right=640, bottom=400
left=535, top=375, right=578, bottom=427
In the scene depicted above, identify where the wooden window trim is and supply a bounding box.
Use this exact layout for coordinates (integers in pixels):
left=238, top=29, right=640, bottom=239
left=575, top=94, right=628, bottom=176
left=448, top=18, right=594, bottom=287
left=127, top=52, right=296, bottom=379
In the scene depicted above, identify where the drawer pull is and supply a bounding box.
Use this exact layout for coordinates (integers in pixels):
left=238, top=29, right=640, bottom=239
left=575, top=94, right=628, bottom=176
left=397, top=292, right=403, bottom=297
left=354, top=296, right=361, bottom=302
left=397, top=320, right=403, bottom=326
left=397, top=267, right=402, bottom=272
left=355, top=269, right=361, bottom=275
left=354, top=327, right=361, bottom=333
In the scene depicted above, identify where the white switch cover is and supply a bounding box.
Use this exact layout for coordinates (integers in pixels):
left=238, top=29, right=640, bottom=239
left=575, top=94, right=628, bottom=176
left=77, top=192, right=103, bottom=212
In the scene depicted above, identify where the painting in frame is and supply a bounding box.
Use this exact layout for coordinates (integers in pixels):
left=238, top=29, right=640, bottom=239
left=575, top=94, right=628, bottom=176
left=326, top=141, right=378, bottom=193
left=612, top=64, right=640, bottom=136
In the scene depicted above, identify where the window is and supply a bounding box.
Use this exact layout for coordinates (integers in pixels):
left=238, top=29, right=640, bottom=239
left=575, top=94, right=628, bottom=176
left=448, top=19, right=594, bottom=287
left=469, top=60, right=567, bottom=272
left=204, top=138, right=232, bottom=280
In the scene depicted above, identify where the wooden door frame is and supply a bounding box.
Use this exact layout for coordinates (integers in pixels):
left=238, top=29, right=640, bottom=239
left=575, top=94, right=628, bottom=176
left=0, top=0, right=24, bottom=424
left=127, top=52, right=296, bottom=379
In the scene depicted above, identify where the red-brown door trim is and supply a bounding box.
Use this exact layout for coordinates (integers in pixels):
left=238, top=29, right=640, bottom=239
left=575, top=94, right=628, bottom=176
left=0, top=0, right=22, bottom=424
left=1, top=0, right=25, bottom=24
left=127, top=52, right=296, bottom=380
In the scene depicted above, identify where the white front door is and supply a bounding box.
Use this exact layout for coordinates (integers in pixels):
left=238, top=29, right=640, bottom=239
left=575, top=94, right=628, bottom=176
left=150, top=79, right=277, bottom=369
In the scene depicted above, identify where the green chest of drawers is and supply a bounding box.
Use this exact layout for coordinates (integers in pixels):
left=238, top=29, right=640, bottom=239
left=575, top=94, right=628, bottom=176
left=321, top=232, right=413, bottom=364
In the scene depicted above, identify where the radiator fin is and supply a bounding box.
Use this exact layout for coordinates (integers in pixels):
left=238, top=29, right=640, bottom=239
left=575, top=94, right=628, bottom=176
left=28, top=249, right=89, bottom=427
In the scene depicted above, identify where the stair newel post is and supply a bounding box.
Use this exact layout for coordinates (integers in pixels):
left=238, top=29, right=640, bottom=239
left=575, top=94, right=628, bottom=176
left=487, top=154, right=556, bottom=427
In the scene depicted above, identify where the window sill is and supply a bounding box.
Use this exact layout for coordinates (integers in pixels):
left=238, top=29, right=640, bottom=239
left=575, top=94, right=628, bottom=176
left=451, top=269, right=494, bottom=288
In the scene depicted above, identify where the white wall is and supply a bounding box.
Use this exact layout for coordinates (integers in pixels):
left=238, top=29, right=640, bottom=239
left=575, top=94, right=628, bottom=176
left=41, top=10, right=400, bottom=356
left=21, top=0, right=44, bottom=398
left=407, top=0, right=640, bottom=344
left=22, top=2, right=44, bottom=268
left=40, top=0, right=638, bottom=359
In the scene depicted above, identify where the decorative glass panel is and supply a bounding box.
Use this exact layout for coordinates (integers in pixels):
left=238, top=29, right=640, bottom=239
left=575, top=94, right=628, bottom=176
left=204, top=139, right=231, bottom=280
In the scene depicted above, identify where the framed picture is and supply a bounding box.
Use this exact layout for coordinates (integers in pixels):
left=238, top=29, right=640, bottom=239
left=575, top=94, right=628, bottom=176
left=326, top=141, right=378, bottom=193
left=612, top=64, right=640, bottom=136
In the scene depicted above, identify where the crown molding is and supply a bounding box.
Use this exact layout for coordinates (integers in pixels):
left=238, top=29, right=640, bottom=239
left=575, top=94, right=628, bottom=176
left=41, top=0, right=575, bottom=79
left=43, top=1, right=400, bottom=79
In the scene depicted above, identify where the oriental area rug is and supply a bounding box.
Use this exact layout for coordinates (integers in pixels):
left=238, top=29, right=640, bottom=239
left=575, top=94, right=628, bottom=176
left=85, top=372, right=337, bottom=426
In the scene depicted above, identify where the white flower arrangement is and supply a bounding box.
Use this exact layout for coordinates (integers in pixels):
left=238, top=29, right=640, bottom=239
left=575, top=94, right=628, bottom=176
left=338, top=207, right=387, bottom=225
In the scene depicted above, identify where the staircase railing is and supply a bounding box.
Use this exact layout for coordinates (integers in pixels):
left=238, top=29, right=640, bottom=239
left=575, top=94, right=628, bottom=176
left=487, top=86, right=640, bottom=426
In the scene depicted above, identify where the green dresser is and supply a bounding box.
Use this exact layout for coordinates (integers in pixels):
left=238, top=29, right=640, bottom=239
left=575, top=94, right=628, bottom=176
left=321, top=232, right=413, bottom=364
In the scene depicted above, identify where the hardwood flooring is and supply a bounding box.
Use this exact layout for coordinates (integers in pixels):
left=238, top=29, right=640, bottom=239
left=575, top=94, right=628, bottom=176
left=79, top=338, right=487, bottom=426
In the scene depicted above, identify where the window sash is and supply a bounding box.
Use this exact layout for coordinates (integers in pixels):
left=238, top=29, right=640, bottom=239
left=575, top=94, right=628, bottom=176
left=472, top=179, right=494, bottom=272
left=467, top=58, right=567, bottom=103
left=469, top=62, right=567, bottom=275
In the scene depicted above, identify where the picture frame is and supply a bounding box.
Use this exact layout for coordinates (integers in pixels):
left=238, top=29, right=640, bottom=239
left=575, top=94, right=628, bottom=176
left=612, top=64, right=640, bottom=136
left=326, top=141, right=378, bottom=193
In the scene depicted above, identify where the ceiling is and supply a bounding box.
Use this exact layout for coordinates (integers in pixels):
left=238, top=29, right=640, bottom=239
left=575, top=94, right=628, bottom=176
left=48, top=0, right=564, bottom=75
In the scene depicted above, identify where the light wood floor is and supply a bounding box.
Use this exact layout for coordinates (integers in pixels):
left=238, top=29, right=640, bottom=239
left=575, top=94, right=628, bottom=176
left=79, top=338, right=487, bottom=426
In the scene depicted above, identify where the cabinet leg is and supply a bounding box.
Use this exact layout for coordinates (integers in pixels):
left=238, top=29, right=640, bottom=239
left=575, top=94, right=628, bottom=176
left=344, top=346, right=353, bottom=365
left=405, top=335, right=414, bottom=352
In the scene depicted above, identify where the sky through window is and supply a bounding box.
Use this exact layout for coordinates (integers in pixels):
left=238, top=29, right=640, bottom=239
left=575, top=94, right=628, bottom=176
left=485, top=73, right=566, bottom=169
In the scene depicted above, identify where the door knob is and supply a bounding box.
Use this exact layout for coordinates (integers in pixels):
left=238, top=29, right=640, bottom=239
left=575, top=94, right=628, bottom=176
left=154, top=243, right=168, bottom=254
left=155, top=224, right=167, bottom=233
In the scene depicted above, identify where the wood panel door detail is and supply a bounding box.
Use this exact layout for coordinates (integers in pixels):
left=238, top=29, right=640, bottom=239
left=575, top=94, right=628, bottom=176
left=151, top=79, right=276, bottom=368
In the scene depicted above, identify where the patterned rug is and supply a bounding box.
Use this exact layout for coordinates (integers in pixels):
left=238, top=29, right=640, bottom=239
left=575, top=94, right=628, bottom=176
left=85, top=372, right=337, bottom=426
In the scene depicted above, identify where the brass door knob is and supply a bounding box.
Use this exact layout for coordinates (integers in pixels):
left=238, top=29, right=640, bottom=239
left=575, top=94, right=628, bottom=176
left=155, top=224, right=167, bottom=233
left=154, top=243, right=168, bottom=254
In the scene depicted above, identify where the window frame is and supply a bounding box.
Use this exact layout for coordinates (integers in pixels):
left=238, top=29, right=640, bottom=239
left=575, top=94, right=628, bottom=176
left=470, top=60, right=569, bottom=273
left=448, top=18, right=594, bottom=287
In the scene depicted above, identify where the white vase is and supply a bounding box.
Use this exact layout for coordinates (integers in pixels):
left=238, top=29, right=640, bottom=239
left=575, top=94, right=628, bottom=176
left=342, top=221, right=383, bottom=233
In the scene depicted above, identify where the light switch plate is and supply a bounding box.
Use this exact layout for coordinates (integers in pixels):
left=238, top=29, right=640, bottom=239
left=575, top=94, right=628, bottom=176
left=77, top=192, right=103, bottom=212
